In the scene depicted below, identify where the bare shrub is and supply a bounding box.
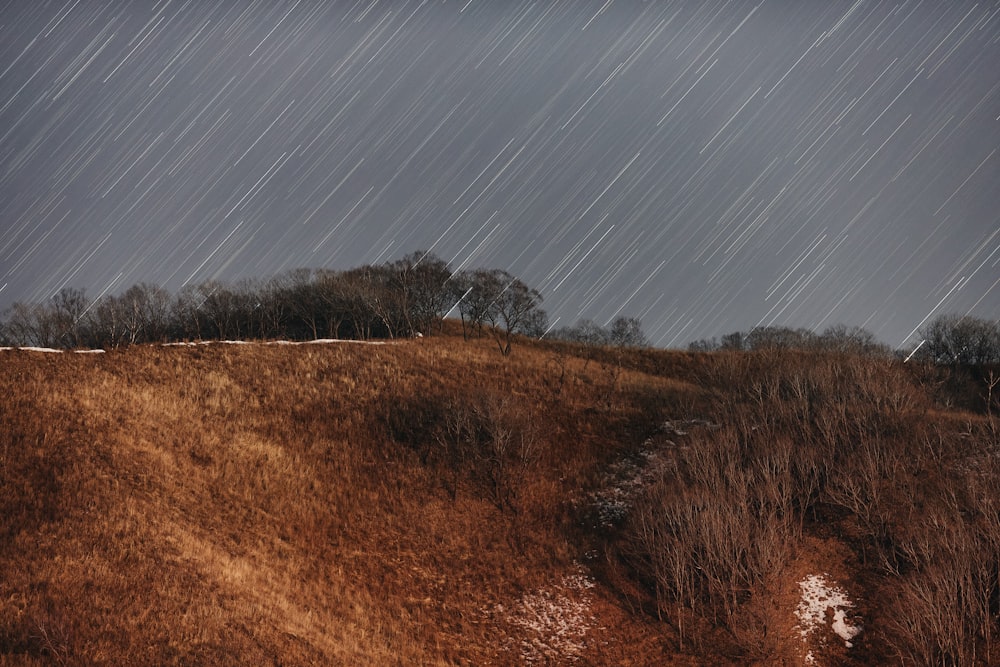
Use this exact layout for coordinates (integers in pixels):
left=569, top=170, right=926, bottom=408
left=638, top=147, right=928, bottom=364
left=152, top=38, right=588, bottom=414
left=825, top=434, right=903, bottom=572
left=469, top=390, right=539, bottom=512
left=624, top=429, right=797, bottom=658
left=888, top=528, right=997, bottom=666
left=29, top=607, right=73, bottom=666
left=388, top=385, right=539, bottom=513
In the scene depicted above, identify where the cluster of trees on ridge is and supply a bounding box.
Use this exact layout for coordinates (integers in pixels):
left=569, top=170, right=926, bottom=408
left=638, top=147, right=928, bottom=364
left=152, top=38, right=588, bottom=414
left=688, top=315, right=1000, bottom=366
left=549, top=316, right=648, bottom=348
left=2, top=241, right=993, bottom=366
left=0, top=251, right=535, bottom=355
left=0, top=250, right=650, bottom=356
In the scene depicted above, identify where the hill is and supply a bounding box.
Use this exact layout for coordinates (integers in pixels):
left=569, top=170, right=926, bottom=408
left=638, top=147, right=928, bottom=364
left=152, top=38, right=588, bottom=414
left=1, top=328, right=998, bottom=665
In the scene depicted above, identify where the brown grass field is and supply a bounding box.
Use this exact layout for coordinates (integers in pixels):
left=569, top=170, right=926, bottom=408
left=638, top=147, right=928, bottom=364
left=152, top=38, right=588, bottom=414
left=2, top=324, right=998, bottom=665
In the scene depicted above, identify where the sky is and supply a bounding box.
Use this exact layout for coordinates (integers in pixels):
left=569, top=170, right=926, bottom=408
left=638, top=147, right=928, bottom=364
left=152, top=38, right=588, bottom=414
left=0, top=0, right=997, bottom=349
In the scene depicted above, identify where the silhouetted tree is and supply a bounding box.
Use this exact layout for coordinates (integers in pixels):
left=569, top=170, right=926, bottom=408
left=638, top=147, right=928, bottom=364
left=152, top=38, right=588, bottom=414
left=1, top=302, right=54, bottom=347
left=170, top=284, right=209, bottom=341
left=553, top=319, right=609, bottom=346
left=50, top=287, right=90, bottom=348
left=452, top=269, right=496, bottom=340
left=818, top=324, right=888, bottom=356
left=919, top=314, right=1000, bottom=365
left=387, top=250, right=452, bottom=336
left=609, top=316, right=648, bottom=348
left=745, top=326, right=816, bottom=350
left=476, top=269, right=544, bottom=356
left=720, top=331, right=745, bottom=351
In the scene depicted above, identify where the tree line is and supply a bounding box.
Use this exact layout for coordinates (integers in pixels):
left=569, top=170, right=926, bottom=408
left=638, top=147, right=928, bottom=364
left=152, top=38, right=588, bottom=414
left=687, top=315, right=1000, bottom=365
left=0, top=251, right=556, bottom=356
left=547, top=316, right=649, bottom=349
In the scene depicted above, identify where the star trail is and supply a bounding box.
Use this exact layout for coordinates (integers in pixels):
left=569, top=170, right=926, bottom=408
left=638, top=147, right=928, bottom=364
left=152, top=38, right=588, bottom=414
left=1, top=0, right=997, bottom=348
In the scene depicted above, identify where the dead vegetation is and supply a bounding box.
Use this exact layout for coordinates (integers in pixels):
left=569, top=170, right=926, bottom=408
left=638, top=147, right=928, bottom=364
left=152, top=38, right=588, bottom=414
left=611, top=349, right=1000, bottom=665
left=1, top=328, right=998, bottom=664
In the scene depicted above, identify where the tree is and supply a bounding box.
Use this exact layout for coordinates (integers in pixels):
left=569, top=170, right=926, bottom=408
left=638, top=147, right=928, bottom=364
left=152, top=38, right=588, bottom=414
left=255, top=275, right=292, bottom=339
left=476, top=269, right=544, bottom=356
left=688, top=337, right=719, bottom=352
left=919, top=314, right=1000, bottom=365
left=430, top=388, right=537, bottom=512
left=609, top=316, right=648, bottom=348
left=170, top=284, right=208, bottom=341
left=87, top=283, right=173, bottom=347
left=0, top=289, right=89, bottom=349
left=745, top=326, right=816, bottom=351
left=818, top=324, right=887, bottom=356
left=452, top=269, right=495, bottom=340
left=1, top=302, right=55, bottom=347
left=280, top=269, right=325, bottom=339
left=720, top=331, right=745, bottom=351
left=90, top=294, right=127, bottom=348
left=361, top=264, right=404, bottom=339
left=553, top=319, right=609, bottom=346
left=387, top=250, right=453, bottom=336
left=520, top=306, right=549, bottom=339
left=50, top=287, right=90, bottom=348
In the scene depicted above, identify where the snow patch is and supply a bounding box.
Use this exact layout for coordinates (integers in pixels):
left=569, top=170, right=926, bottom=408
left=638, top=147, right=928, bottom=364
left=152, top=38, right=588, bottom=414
left=297, top=338, right=387, bottom=345
left=161, top=338, right=390, bottom=347
left=795, top=573, right=861, bottom=659
left=493, top=566, right=599, bottom=664
left=589, top=419, right=718, bottom=528
left=1, top=346, right=106, bottom=353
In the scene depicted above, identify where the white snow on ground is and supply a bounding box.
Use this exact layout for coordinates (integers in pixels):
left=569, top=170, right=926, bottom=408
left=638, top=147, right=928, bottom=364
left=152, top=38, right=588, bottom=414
left=795, top=574, right=861, bottom=663
left=494, top=566, right=600, bottom=664
left=590, top=419, right=718, bottom=528
left=2, top=339, right=390, bottom=353
left=162, top=339, right=390, bottom=346
left=162, top=340, right=251, bottom=346
left=294, top=338, right=387, bottom=345
left=1, top=346, right=105, bottom=353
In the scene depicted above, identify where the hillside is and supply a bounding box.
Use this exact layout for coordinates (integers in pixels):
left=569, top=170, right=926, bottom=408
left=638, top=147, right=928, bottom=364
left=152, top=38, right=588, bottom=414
left=2, top=328, right=998, bottom=665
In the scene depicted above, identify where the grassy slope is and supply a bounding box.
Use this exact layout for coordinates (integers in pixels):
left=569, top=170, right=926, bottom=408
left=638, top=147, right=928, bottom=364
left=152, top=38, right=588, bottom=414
left=2, top=330, right=996, bottom=665
left=1, top=331, right=700, bottom=665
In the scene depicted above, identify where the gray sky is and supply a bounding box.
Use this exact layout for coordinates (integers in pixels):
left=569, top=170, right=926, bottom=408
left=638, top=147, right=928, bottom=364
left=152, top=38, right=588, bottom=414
left=1, top=0, right=997, bottom=347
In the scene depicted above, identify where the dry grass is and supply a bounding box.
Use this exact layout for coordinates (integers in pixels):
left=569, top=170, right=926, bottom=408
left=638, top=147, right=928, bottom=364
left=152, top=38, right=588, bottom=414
left=0, top=332, right=682, bottom=665
left=2, top=331, right=998, bottom=664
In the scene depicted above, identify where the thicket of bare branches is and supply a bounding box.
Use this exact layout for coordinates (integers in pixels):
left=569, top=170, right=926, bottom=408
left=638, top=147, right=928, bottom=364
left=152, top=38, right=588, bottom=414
left=621, top=349, right=1000, bottom=663
left=385, top=385, right=538, bottom=513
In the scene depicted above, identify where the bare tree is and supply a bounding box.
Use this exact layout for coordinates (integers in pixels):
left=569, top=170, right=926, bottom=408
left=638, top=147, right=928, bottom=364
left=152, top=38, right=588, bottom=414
left=745, top=325, right=816, bottom=350
left=1, top=302, right=55, bottom=347
left=471, top=391, right=538, bottom=512
left=427, top=388, right=538, bottom=512
left=387, top=250, right=452, bottom=336
left=474, top=269, right=544, bottom=356
left=552, top=319, right=609, bottom=346
left=451, top=269, right=494, bottom=340
left=49, top=288, right=90, bottom=348
left=170, top=284, right=208, bottom=341
left=609, top=316, right=648, bottom=348
left=919, top=314, right=1000, bottom=365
